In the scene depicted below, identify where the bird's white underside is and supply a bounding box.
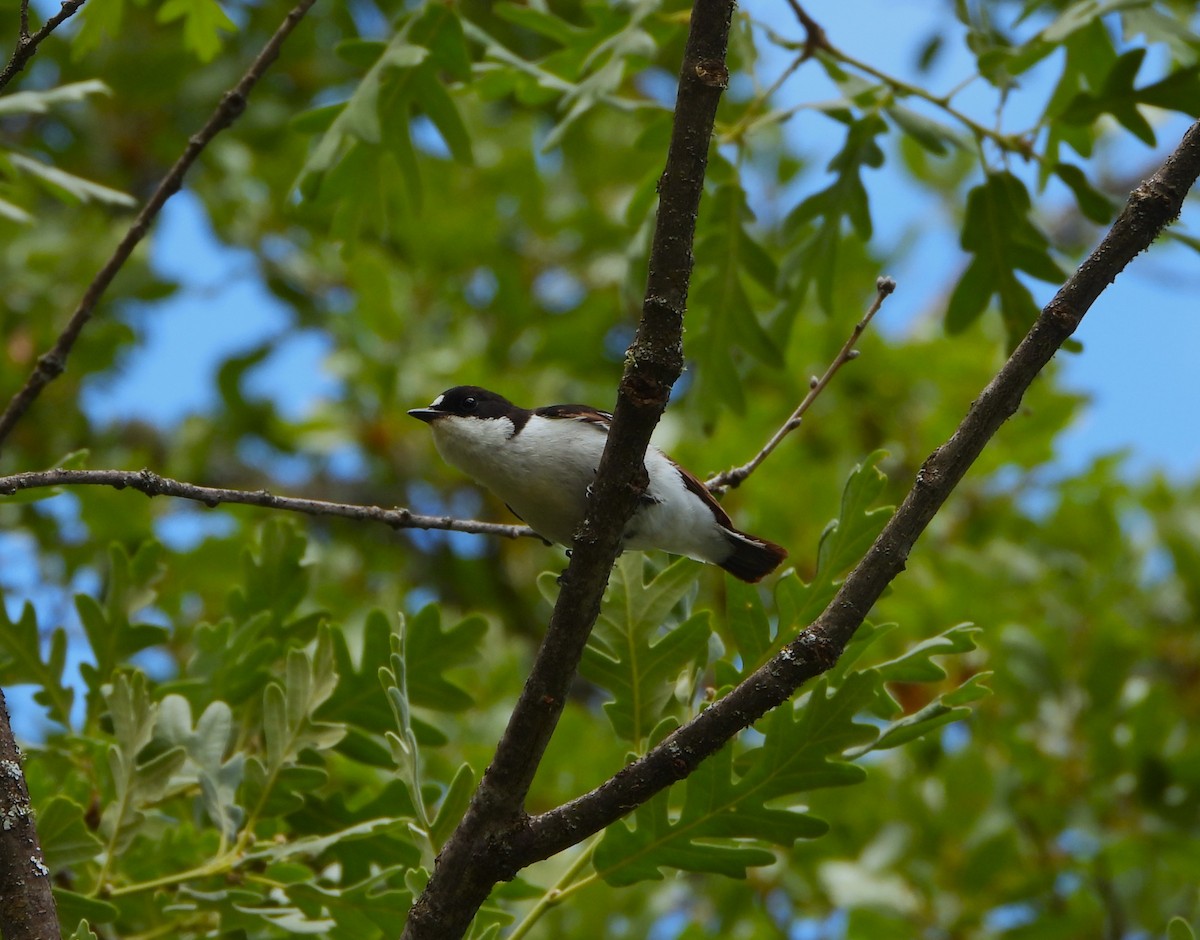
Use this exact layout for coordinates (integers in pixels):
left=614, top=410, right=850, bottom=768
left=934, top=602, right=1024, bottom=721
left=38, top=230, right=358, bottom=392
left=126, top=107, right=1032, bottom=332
left=429, top=413, right=733, bottom=563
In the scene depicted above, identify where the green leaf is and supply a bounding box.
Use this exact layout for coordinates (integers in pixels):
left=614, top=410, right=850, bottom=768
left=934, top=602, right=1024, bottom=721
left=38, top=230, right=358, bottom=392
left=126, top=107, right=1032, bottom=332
left=1061, top=49, right=1200, bottom=146
left=155, top=695, right=245, bottom=837
left=7, top=154, right=135, bottom=207
left=595, top=672, right=877, bottom=885
left=947, top=172, right=1066, bottom=341
left=411, top=68, right=474, bottom=164
left=78, top=543, right=169, bottom=714
left=815, top=450, right=893, bottom=580
left=53, top=891, right=117, bottom=928
left=869, top=672, right=992, bottom=751
left=874, top=623, right=982, bottom=683
left=226, top=519, right=312, bottom=624
left=404, top=605, right=487, bottom=712
left=36, top=797, right=104, bottom=868
left=156, top=0, right=237, bottom=63
left=262, top=627, right=345, bottom=773
left=691, top=183, right=785, bottom=413
left=0, top=599, right=74, bottom=726
left=66, top=920, right=100, bottom=940
left=430, top=763, right=475, bottom=849
left=576, top=555, right=710, bottom=743
left=101, top=673, right=187, bottom=853
left=885, top=105, right=969, bottom=155
left=784, top=113, right=885, bottom=313
left=1168, top=917, right=1197, bottom=940
left=1053, top=162, right=1116, bottom=224
left=0, top=80, right=111, bottom=116
left=320, top=612, right=395, bottom=735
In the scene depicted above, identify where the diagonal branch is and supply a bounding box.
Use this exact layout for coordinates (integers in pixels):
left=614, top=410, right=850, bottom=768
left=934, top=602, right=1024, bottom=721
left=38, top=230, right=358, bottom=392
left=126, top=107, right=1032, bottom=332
left=0, top=0, right=87, bottom=95
left=401, top=2, right=736, bottom=937
left=504, top=118, right=1200, bottom=865
left=0, top=0, right=319, bottom=457
left=0, top=468, right=538, bottom=539
left=706, top=275, right=895, bottom=494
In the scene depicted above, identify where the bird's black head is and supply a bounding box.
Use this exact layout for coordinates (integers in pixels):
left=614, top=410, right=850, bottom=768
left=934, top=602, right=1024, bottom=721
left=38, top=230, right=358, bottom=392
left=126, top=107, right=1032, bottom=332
left=408, top=386, right=521, bottom=423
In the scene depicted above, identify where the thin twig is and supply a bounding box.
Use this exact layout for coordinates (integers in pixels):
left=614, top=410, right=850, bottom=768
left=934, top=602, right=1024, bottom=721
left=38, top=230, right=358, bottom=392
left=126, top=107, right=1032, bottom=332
left=705, top=275, right=895, bottom=494
left=0, top=0, right=87, bottom=95
left=783, top=0, right=828, bottom=58
left=771, top=2, right=1035, bottom=160
left=0, top=0, right=319, bottom=455
left=0, top=468, right=538, bottom=540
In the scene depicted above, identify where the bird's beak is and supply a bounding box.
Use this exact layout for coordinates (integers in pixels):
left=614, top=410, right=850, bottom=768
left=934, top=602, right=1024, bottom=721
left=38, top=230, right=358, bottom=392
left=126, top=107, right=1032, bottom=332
left=407, top=408, right=441, bottom=424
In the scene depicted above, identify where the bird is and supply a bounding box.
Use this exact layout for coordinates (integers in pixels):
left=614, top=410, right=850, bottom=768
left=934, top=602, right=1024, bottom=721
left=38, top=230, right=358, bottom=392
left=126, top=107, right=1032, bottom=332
left=408, top=386, right=787, bottom=582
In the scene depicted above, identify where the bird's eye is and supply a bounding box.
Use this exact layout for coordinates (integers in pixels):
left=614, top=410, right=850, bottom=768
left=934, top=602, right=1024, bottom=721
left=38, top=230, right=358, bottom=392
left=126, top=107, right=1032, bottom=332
left=463, top=397, right=477, bottom=412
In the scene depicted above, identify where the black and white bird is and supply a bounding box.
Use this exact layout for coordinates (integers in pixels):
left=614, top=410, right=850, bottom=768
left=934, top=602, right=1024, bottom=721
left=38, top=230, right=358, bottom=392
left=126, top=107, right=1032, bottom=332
left=408, top=386, right=787, bottom=582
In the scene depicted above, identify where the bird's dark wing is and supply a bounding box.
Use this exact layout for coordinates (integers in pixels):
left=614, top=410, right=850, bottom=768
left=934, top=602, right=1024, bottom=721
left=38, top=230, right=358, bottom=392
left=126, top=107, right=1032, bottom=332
left=534, top=404, right=614, bottom=429
left=670, top=459, right=734, bottom=529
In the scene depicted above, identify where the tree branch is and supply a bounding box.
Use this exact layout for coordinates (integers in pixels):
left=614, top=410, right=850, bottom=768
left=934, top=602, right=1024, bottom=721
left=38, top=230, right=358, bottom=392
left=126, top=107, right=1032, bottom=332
left=401, top=2, right=736, bottom=937
left=0, top=0, right=87, bottom=95
left=504, top=118, right=1200, bottom=865
left=0, top=0, right=319, bottom=457
left=0, top=468, right=538, bottom=539
left=0, top=690, right=59, bottom=940
left=706, top=275, right=895, bottom=494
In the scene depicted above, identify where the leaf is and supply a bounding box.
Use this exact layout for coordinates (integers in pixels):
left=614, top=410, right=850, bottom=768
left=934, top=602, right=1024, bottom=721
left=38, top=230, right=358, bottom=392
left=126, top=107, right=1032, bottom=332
left=688, top=180, right=787, bottom=413
left=320, top=611, right=395, bottom=736
left=7, top=154, right=135, bottom=207
left=784, top=113, right=885, bottom=313
left=0, top=196, right=32, bottom=223
left=78, top=543, right=169, bottom=714
left=1061, top=49, right=1200, bottom=145
left=53, top=891, right=117, bottom=928
left=0, top=80, right=111, bottom=116
left=66, top=920, right=100, bottom=940
left=595, top=672, right=877, bottom=885
left=155, top=695, right=245, bottom=837
left=0, top=599, right=74, bottom=726
left=226, top=519, right=312, bottom=624
left=773, top=452, right=893, bottom=650
left=946, top=172, right=1066, bottom=342
left=815, top=450, right=893, bottom=580
left=1168, top=918, right=1197, bottom=940
left=262, top=627, right=345, bottom=773
left=36, top=797, right=104, bottom=868
left=868, top=673, right=992, bottom=751
left=885, top=105, right=969, bottom=155
left=430, top=763, right=475, bottom=849
left=874, top=623, right=983, bottom=684
left=101, top=673, right=187, bottom=854
left=404, top=605, right=487, bottom=712
left=1052, top=162, right=1116, bottom=224
left=156, top=0, right=237, bottom=63
left=577, top=555, right=710, bottom=743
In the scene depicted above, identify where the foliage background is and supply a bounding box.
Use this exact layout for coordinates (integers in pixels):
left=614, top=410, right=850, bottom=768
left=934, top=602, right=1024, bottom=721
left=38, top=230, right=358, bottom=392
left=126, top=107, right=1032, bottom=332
left=0, top=0, right=1198, bottom=937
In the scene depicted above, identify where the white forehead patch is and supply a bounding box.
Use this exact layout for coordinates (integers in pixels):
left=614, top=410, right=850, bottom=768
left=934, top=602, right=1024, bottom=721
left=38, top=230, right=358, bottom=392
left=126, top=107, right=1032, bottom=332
left=430, top=394, right=445, bottom=408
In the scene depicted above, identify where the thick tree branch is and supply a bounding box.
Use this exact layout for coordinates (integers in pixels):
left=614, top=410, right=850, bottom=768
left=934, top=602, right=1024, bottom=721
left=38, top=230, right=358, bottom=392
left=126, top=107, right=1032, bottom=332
left=0, top=691, right=59, bottom=940
left=0, top=0, right=87, bottom=95
left=505, top=119, right=1200, bottom=864
left=401, top=2, right=735, bottom=938
left=0, top=0, right=319, bottom=457
left=0, top=468, right=538, bottom=539
left=706, top=275, right=895, bottom=494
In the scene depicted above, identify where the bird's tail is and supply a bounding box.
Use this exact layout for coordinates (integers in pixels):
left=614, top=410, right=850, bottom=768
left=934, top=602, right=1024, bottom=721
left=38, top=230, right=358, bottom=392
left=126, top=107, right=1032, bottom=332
left=719, top=528, right=788, bottom=583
